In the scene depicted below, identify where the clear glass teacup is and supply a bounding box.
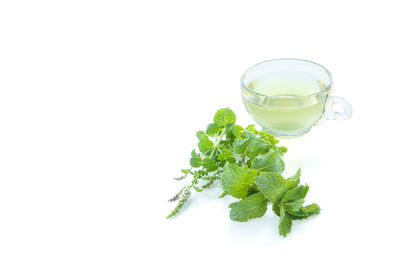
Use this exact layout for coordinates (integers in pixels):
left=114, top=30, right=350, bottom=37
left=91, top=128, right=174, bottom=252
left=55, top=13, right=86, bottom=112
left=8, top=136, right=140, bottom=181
left=241, top=58, right=352, bottom=138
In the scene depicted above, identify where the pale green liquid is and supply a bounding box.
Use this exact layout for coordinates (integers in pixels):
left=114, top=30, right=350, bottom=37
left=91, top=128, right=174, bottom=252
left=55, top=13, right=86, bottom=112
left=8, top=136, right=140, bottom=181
left=243, top=73, right=329, bottom=136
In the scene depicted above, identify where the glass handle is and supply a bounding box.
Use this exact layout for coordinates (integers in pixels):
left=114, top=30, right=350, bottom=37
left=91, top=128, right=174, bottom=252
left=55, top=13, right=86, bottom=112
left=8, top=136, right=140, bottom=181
left=323, top=96, right=352, bottom=120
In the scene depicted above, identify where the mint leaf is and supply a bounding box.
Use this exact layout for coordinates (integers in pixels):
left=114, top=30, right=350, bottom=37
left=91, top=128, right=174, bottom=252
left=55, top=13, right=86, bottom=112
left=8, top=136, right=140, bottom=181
left=272, top=203, right=281, bottom=216
left=214, top=108, right=236, bottom=127
left=287, top=203, right=321, bottom=220
left=198, top=138, right=214, bottom=154
left=251, top=149, right=284, bottom=173
left=282, top=185, right=309, bottom=202
left=206, top=123, right=220, bottom=136
left=202, top=156, right=218, bottom=171
left=225, top=123, right=239, bottom=139
left=287, top=169, right=301, bottom=189
left=245, top=124, right=258, bottom=134
left=305, top=203, right=320, bottom=216
left=190, top=150, right=202, bottom=168
left=217, top=148, right=234, bottom=161
left=196, top=131, right=207, bottom=140
left=221, top=163, right=257, bottom=199
left=232, top=130, right=269, bottom=158
left=254, top=173, right=287, bottom=203
left=229, top=193, right=268, bottom=222
left=279, top=206, right=292, bottom=237
left=283, top=199, right=305, bottom=213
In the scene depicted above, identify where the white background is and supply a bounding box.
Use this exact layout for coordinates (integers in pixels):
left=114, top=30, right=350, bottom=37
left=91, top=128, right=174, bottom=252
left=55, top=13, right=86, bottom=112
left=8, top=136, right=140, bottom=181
left=1, top=0, right=400, bottom=259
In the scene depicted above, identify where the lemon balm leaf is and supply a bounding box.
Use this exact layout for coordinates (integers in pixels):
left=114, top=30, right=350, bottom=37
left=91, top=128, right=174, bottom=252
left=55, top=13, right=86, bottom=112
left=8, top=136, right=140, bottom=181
left=206, top=123, right=220, bottom=136
left=198, top=138, right=214, bottom=154
left=287, top=168, right=301, bottom=189
left=190, top=150, right=202, bottom=168
left=255, top=173, right=287, bottom=203
left=229, top=193, right=268, bottom=222
left=196, top=130, right=207, bottom=140
left=202, top=156, right=218, bottom=171
left=167, top=107, right=320, bottom=239
left=214, top=108, right=236, bottom=126
left=221, top=163, right=257, bottom=199
left=279, top=206, right=292, bottom=237
left=232, top=130, right=269, bottom=158
left=217, top=149, right=233, bottom=161
left=282, top=185, right=309, bottom=203
left=251, top=149, right=284, bottom=173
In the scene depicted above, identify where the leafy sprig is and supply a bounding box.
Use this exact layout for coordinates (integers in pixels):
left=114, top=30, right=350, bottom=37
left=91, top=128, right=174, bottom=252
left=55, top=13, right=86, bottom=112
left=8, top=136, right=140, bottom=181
left=167, top=108, right=320, bottom=237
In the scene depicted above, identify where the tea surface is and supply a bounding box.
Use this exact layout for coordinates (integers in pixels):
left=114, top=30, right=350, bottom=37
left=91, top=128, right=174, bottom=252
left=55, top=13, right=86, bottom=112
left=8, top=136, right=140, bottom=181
left=243, top=73, right=329, bottom=136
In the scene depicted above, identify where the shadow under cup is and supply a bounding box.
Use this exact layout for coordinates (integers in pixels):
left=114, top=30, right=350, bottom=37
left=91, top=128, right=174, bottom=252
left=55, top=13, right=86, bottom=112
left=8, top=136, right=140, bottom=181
left=241, top=59, right=351, bottom=138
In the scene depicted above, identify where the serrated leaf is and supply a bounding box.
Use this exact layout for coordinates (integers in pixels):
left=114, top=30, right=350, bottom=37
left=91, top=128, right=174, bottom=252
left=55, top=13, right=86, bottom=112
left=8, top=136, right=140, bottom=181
left=206, top=123, right=220, bottom=136
left=283, top=198, right=305, bottom=213
left=287, top=203, right=321, bottom=220
left=254, top=173, right=287, bottom=203
left=202, top=156, right=218, bottom=171
left=305, top=203, right=320, bottom=216
left=190, top=150, right=202, bottom=168
left=221, top=163, right=258, bottom=199
left=287, top=169, right=301, bottom=189
left=225, top=123, right=238, bottom=139
left=282, top=185, right=309, bottom=203
left=258, top=130, right=279, bottom=145
left=217, top=149, right=234, bottom=161
left=196, top=131, right=207, bottom=140
left=214, top=108, right=236, bottom=126
left=198, top=138, right=214, bottom=154
left=279, top=206, right=292, bottom=237
left=233, top=130, right=269, bottom=158
left=251, top=149, right=285, bottom=173
left=245, top=124, right=258, bottom=134
left=272, top=203, right=281, bottom=216
left=229, top=193, right=268, bottom=222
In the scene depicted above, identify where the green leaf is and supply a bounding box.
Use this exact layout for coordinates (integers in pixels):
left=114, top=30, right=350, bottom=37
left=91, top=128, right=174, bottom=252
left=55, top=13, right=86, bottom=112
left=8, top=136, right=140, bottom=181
left=279, top=206, right=292, bottom=237
left=245, top=124, right=258, bottom=134
left=229, top=193, right=268, bottom=222
left=272, top=203, right=281, bottom=216
left=221, top=163, right=258, bottom=199
left=193, top=185, right=203, bottom=192
left=198, top=138, right=214, bottom=154
left=190, top=150, right=202, bottom=168
left=202, top=156, right=218, bottom=171
left=287, top=203, right=321, bottom=220
left=305, top=203, right=321, bottom=216
left=283, top=199, right=305, bottom=213
left=258, top=130, right=279, bottom=145
left=287, top=169, right=301, bottom=189
left=251, top=149, right=285, bottom=173
left=217, top=149, right=233, bottom=161
left=278, top=146, right=288, bottom=153
left=254, top=173, right=287, bottom=203
left=196, top=131, right=207, bottom=140
left=214, top=108, right=236, bottom=126
left=232, top=130, right=269, bottom=158
left=181, top=169, right=190, bottom=174
left=225, top=123, right=238, bottom=139
left=282, top=185, right=309, bottom=202
left=206, top=123, right=220, bottom=136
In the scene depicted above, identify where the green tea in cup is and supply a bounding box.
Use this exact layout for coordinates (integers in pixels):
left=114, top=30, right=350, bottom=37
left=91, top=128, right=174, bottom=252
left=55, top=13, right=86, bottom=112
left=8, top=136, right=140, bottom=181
left=241, top=59, right=351, bottom=138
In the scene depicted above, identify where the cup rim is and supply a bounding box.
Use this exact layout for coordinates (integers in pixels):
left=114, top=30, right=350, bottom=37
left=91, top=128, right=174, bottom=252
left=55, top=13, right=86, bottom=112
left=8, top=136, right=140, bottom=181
left=240, top=58, right=333, bottom=99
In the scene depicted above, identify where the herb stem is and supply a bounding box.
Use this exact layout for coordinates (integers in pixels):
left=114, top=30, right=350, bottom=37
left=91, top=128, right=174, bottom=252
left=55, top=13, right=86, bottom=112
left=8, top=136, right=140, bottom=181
left=210, top=128, right=226, bottom=158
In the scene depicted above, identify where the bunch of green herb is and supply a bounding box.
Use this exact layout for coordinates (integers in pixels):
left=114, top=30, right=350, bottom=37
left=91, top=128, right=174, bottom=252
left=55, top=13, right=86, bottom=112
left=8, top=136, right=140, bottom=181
left=167, top=108, right=320, bottom=237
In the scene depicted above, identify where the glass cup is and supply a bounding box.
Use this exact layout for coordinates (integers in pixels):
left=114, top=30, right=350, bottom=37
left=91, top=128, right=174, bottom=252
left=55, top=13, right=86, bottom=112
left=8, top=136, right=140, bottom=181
left=241, top=58, right=352, bottom=138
